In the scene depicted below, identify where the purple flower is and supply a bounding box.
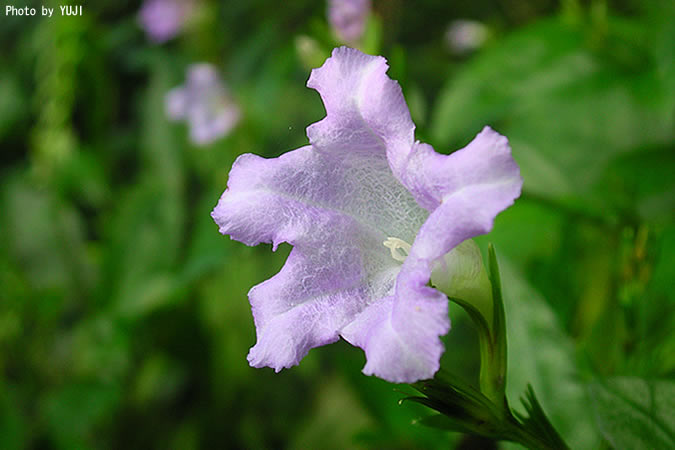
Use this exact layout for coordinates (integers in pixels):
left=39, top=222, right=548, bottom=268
left=211, top=48, right=522, bottom=383
left=328, top=0, right=371, bottom=44
left=138, top=0, right=190, bottom=43
left=166, top=64, right=240, bottom=145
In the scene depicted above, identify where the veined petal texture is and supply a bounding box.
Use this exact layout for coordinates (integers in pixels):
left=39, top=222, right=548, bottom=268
left=212, top=144, right=427, bottom=373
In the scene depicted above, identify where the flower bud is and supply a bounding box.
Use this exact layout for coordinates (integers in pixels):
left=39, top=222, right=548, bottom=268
left=430, top=239, right=493, bottom=326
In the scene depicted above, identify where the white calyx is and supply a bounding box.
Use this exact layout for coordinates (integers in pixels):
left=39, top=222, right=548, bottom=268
left=383, top=237, right=412, bottom=262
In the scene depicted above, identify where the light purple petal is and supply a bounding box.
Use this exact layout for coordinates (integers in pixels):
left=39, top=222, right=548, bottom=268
left=212, top=47, right=522, bottom=382
left=247, top=247, right=366, bottom=370
left=212, top=146, right=424, bottom=250
left=212, top=144, right=427, bottom=371
left=341, top=281, right=449, bottom=382
left=301, top=48, right=445, bottom=381
left=399, top=127, right=522, bottom=212
left=306, top=47, right=414, bottom=160
left=403, top=127, right=523, bottom=260
left=379, top=130, right=521, bottom=380
left=344, top=129, right=521, bottom=382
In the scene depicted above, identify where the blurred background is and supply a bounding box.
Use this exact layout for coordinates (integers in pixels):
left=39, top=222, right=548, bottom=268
left=0, top=0, right=673, bottom=448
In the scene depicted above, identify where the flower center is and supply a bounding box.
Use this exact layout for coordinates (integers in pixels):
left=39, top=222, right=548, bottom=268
left=383, top=237, right=412, bottom=262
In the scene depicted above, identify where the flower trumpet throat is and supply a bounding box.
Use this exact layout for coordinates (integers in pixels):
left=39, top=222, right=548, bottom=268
left=385, top=236, right=493, bottom=324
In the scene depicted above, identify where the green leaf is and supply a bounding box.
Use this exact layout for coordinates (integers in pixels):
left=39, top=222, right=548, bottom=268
left=333, top=345, right=455, bottom=449
left=415, top=413, right=474, bottom=433
left=0, top=172, right=92, bottom=297
left=505, top=68, right=672, bottom=206
left=41, top=382, right=121, bottom=450
left=431, top=16, right=674, bottom=211
left=497, top=258, right=600, bottom=449
left=0, top=384, right=25, bottom=450
left=513, top=385, right=569, bottom=450
left=593, top=145, right=675, bottom=222
left=588, top=377, right=675, bottom=449
left=289, top=376, right=373, bottom=450
left=413, top=410, right=500, bottom=438
left=410, top=370, right=497, bottom=423
left=104, top=183, right=180, bottom=318
left=0, top=70, right=28, bottom=141
left=487, top=244, right=508, bottom=409
left=104, top=59, right=186, bottom=319
left=432, top=18, right=590, bottom=147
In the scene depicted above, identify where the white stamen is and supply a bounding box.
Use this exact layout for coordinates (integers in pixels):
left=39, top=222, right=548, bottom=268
left=383, top=237, right=412, bottom=262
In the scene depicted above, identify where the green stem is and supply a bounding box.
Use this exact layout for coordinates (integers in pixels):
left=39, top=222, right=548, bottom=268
left=412, top=244, right=569, bottom=449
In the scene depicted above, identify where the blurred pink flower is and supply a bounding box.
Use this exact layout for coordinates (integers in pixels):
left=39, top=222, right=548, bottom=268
left=138, top=0, right=191, bottom=43
left=445, top=20, right=489, bottom=54
left=328, top=0, right=371, bottom=44
left=166, top=64, right=240, bottom=145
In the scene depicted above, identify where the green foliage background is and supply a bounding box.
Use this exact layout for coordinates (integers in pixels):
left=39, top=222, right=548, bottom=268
left=0, top=0, right=673, bottom=448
